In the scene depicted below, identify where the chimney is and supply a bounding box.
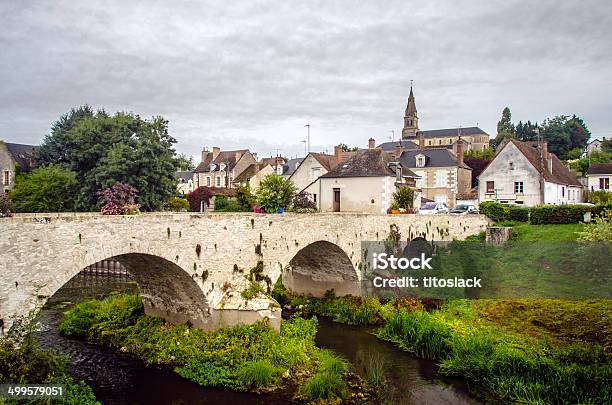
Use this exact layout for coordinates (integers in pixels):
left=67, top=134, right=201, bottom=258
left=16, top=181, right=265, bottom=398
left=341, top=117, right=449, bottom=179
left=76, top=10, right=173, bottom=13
left=541, top=141, right=548, bottom=157
left=335, top=145, right=343, bottom=162
left=368, top=138, right=376, bottom=149
left=394, top=142, right=404, bottom=158
left=456, top=139, right=464, bottom=167
left=201, top=148, right=209, bottom=163
left=418, top=133, right=425, bottom=150
left=212, top=147, right=221, bottom=159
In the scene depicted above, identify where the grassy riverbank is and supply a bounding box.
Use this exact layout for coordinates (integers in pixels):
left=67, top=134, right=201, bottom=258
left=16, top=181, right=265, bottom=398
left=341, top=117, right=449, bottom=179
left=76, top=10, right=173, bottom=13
left=58, top=293, right=372, bottom=403
left=290, top=294, right=611, bottom=404
left=0, top=332, right=100, bottom=405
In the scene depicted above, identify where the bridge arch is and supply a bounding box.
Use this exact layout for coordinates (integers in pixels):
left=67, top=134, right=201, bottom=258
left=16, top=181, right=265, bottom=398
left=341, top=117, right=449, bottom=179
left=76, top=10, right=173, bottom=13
left=282, top=241, right=361, bottom=297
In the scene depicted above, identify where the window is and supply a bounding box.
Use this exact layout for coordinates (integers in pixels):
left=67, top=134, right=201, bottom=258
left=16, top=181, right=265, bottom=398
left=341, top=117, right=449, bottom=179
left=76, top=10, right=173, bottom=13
left=600, top=177, right=610, bottom=190
left=415, top=154, right=425, bottom=168
left=509, top=162, right=514, bottom=170
left=3, top=170, right=9, bottom=185
left=206, top=176, right=211, bottom=187
left=515, top=201, right=524, bottom=205
left=311, top=167, right=321, bottom=180
left=313, top=193, right=317, bottom=203
left=562, top=187, right=565, bottom=197
left=514, top=181, right=524, bottom=193
left=486, top=181, right=494, bottom=193
left=436, top=170, right=446, bottom=187
left=216, top=176, right=221, bottom=187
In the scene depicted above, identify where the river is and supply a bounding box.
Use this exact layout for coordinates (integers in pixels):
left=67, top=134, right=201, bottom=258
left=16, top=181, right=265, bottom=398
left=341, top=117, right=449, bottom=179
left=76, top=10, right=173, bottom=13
left=36, top=273, right=480, bottom=404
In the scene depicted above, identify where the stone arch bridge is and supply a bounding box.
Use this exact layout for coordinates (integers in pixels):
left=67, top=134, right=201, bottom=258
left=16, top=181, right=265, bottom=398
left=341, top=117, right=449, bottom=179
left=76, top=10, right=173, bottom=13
left=0, top=213, right=489, bottom=333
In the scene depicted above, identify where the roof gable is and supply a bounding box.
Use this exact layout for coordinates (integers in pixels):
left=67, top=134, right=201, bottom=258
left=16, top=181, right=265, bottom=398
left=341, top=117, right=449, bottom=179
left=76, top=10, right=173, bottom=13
left=321, top=149, right=398, bottom=178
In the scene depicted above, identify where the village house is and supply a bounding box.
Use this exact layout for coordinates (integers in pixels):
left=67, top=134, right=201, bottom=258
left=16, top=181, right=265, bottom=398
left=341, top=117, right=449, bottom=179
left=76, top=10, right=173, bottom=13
left=259, top=156, right=286, bottom=176
left=176, top=171, right=195, bottom=195
left=378, top=86, right=490, bottom=152
left=287, top=151, right=341, bottom=204
left=584, top=137, right=606, bottom=157
left=233, top=162, right=275, bottom=190
left=318, top=148, right=418, bottom=213
left=586, top=163, right=612, bottom=192
left=478, top=139, right=583, bottom=206
left=396, top=137, right=472, bottom=207
left=281, top=157, right=304, bottom=179
left=0, top=141, right=37, bottom=193
left=193, top=147, right=257, bottom=189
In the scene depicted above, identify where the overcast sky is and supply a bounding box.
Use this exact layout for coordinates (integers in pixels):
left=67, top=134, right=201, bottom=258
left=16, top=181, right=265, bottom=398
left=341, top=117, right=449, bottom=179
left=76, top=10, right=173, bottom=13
left=1, top=0, right=611, bottom=160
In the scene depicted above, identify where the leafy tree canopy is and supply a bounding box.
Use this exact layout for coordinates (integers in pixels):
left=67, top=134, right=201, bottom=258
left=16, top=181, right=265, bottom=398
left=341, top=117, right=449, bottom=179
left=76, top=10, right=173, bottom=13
left=37, top=106, right=181, bottom=211
left=339, top=144, right=359, bottom=152
left=176, top=153, right=195, bottom=171
left=9, top=165, right=78, bottom=212
left=255, top=174, right=296, bottom=213
left=540, top=115, right=591, bottom=159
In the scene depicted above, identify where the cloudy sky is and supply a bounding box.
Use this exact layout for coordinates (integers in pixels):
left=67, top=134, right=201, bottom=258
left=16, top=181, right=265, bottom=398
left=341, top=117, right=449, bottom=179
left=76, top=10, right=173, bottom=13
left=1, top=0, right=611, bottom=160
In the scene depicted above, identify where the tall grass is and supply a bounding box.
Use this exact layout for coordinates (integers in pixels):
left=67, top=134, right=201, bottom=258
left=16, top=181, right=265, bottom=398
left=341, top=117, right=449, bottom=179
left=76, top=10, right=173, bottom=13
left=236, top=360, right=277, bottom=388
left=299, top=349, right=350, bottom=400
left=364, top=352, right=386, bottom=388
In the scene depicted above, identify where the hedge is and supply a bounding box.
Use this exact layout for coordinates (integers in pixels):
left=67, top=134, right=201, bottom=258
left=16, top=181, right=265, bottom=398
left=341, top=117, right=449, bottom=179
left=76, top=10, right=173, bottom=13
left=479, top=201, right=530, bottom=223
left=479, top=201, right=611, bottom=225
left=530, top=204, right=609, bottom=225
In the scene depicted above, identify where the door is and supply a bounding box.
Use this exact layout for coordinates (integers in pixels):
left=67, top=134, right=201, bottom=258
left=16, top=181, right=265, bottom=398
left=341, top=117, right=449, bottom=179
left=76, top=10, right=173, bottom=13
left=333, top=188, right=340, bottom=212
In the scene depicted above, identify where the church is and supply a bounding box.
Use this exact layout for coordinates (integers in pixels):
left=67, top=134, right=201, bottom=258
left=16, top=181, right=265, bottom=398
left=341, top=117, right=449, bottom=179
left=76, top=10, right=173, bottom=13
left=379, top=86, right=490, bottom=153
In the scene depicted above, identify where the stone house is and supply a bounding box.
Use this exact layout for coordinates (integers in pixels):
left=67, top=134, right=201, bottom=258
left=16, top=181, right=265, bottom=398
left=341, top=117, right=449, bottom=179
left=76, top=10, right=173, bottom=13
left=478, top=139, right=583, bottom=206
left=193, top=147, right=257, bottom=189
left=281, top=157, right=304, bottom=179
left=259, top=156, right=286, bottom=176
left=396, top=138, right=472, bottom=207
left=176, top=171, right=195, bottom=195
left=233, top=163, right=275, bottom=190
left=288, top=152, right=340, bottom=204
left=586, top=163, right=612, bottom=192
left=584, top=138, right=605, bottom=157
left=0, top=141, right=37, bottom=193
left=318, top=148, right=418, bottom=213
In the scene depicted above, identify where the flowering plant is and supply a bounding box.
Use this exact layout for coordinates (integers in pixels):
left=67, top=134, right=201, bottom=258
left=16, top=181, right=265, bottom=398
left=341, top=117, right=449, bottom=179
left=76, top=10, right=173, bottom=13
left=97, top=183, right=140, bottom=215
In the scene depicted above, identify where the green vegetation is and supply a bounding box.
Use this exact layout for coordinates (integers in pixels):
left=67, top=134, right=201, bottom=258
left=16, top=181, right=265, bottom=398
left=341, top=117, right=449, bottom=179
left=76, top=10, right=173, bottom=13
left=255, top=174, right=296, bottom=213
left=377, top=301, right=611, bottom=404
left=9, top=165, right=78, bottom=212
left=579, top=209, right=612, bottom=241
left=588, top=190, right=612, bottom=205
left=479, top=201, right=529, bottom=223
left=59, top=294, right=368, bottom=401
left=213, top=195, right=250, bottom=212
left=163, top=196, right=190, bottom=212
left=479, top=201, right=611, bottom=225
left=36, top=105, right=181, bottom=211
left=0, top=322, right=99, bottom=404
left=0, top=193, right=14, bottom=217
left=391, top=186, right=414, bottom=210
left=511, top=222, right=584, bottom=241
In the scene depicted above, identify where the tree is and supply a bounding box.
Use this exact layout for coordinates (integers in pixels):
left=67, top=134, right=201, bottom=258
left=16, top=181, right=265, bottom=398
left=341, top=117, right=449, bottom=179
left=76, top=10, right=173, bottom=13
left=515, top=120, right=539, bottom=142
left=255, top=174, right=296, bottom=213
left=0, top=193, right=14, bottom=217
left=392, top=186, right=415, bottom=210
left=9, top=165, right=78, bottom=212
left=292, top=191, right=317, bottom=211
left=36, top=106, right=180, bottom=211
left=186, top=186, right=213, bottom=212
left=97, top=183, right=140, bottom=215
left=176, top=153, right=195, bottom=171
left=236, top=182, right=257, bottom=210
left=339, top=144, right=359, bottom=152
left=493, top=107, right=515, bottom=148
left=540, top=115, right=591, bottom=159
left=602, top=139, right=612, bottom=154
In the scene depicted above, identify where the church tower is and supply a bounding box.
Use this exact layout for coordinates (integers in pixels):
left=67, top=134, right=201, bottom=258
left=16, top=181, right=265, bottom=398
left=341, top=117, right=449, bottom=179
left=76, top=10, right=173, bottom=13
left=402, top=85, right=419, bottom=139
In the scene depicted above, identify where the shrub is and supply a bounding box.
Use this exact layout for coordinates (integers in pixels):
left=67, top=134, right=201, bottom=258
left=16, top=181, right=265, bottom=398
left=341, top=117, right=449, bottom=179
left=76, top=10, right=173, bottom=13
left=0, top=193, right=14, bottom=217
left=479, top=201, right=529, bottom=223
left=236, top=183, right=257, bottom=210
left=256, top=174, right=296, bottom=213
left=587, top=190, right=612, bottom=205
left=97, top=183, right=140, bottom=215
left=299, top=350, right=349, bottom=400
left=9, top=165, right=79, bottom=212
left=164, top=196, right=190, bottom=212
left=392, top=186, right=415, bottom=210
left=578, top=209, right=612, bottom=241
left=186, top=186, right=213, bottom=212
left=237, top=360, right=277, bottom=388
left=292, top=191, right=316, bottom=211
left=214, top=196, right=249, bottom=212
left=530, top=204, right=608, bottom=225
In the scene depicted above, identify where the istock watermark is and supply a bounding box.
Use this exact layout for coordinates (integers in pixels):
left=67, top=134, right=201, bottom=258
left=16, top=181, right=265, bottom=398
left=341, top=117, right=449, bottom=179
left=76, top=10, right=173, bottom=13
left=360, top=240, right=611, bottom=299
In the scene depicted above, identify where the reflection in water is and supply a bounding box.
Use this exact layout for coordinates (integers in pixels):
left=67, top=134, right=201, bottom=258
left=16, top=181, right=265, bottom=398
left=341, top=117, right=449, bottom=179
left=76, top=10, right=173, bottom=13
left=37, top=271, right=480, bottom=404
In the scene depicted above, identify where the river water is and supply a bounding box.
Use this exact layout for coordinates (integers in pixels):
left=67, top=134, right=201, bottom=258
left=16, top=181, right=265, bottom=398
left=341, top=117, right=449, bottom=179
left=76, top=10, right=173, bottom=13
left=36, top=274, right=480, bottom=404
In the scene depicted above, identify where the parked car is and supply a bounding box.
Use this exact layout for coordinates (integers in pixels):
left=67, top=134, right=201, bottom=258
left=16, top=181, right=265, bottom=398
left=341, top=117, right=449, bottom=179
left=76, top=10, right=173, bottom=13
left=450, top=204, right=478, bottom=214
left=418, top=202, right=449, bottom=214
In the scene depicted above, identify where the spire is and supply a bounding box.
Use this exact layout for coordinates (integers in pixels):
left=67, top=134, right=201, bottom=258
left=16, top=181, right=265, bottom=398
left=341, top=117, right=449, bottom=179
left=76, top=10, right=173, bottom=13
left=405, top=84, right=417, bottom=116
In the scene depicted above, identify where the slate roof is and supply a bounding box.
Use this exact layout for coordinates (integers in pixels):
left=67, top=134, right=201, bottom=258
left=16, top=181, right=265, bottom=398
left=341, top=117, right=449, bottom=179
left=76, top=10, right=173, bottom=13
left=378, top=140, right=420, bottom=152
left=398, top=148, right=470, bottom=169
left=5, top=142, right=38, bottom=171
left=321, top=148, right=417, bottom=178
left=587, top=163, right=612, bottom=175
left=194, top=150, right=249, bottom=173
left=405, top=87, right=417, bottom=116
left=417, top=126, right=488, bottom=138
left=176, top=171, right=193, bottom=183
left=484, top=139, right=582, bottom=186
left=282, top=158, right=304, bottom=176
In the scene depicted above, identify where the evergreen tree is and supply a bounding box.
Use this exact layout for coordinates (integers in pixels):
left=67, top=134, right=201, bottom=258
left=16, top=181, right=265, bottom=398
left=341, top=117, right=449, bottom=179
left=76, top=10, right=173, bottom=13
left=493, top=107, right=515, bottom=148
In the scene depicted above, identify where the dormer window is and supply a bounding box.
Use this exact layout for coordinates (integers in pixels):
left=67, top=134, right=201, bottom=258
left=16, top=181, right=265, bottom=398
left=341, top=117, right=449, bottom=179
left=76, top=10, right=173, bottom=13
left=219, top=163, right=226, bottom=171
left=415, top=154, right=426, bottom=168
left=209, top=163, right=216, bottom=171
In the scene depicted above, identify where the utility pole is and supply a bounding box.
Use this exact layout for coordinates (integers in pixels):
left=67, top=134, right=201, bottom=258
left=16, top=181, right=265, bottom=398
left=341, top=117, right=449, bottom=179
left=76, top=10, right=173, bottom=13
left=301, top=140, right=307, bottom=156
left=390, top=130, right=395, bottom=142
left=304, top=123, right=310, bottom=153
left=536, top=128, right=545, bottom=203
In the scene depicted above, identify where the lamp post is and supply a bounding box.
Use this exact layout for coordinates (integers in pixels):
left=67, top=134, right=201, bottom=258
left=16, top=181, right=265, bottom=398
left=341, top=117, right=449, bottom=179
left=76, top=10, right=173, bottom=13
left=304, top=123, right=310, bottom=153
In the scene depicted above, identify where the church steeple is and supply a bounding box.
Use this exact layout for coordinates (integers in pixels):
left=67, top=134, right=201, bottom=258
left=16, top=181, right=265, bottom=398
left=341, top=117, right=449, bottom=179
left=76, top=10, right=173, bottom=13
left=402, top=83, right=419, bottom=139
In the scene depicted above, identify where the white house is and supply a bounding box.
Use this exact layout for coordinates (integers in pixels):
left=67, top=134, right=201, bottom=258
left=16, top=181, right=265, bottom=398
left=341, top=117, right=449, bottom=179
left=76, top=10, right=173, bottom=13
left=318, top=148, right=418, bottom=213
left=586, top=163, right=612, bottom=192
left=478, top=139, right=583, bottom=206
left=288, top=152, right=339, bottom=205
left=233, top=163, right=275, bottom=190
left=176, top=171, right=194, bottom=195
